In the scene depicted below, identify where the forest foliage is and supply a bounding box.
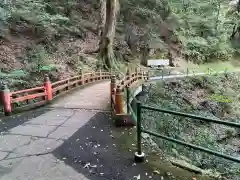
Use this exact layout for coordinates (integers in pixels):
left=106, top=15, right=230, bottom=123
left=169, top=0, right=239, bottom=63
left=120, top=0, right=240, bottom=63
left=1, top=0, right=240, bottom=66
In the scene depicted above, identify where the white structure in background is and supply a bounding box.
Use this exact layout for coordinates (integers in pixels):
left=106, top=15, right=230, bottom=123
left=147, top=59, right=169, bottom=68
left=229, top=0, right=239, bottom=7
left=228, top=0, right=240, bottom=13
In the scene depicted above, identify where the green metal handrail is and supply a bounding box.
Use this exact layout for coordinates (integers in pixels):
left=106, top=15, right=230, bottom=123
left=133, top=102, right=240, bottom=163
left=142, top=105, right=240, bottom=128
left=122, top=70, right=240, bottom=164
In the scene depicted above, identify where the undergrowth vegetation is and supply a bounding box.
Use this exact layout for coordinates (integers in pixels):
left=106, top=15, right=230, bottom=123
left=119, top=0, right=240, bottom=63
left=168, top=0, right=239, bottom=63
left=1, top=0, right=240, bottom=74
left=1, top=0, right=240, bottom=79
left=0, top=0, right=83, bottom=40
left=143, top=72, right=240, bottom=178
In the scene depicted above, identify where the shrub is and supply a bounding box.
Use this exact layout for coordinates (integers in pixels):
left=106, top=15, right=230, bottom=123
left=143, top=73, right=240, bottom=176
left=24, top=45, right=49, bottom=72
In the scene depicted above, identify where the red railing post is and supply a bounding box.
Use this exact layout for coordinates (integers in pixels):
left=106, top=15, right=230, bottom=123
left=147, top=70, right=150, bottom=80
left=99, top=69, right=103, bottom=80
left=79, top=69, right=84, bottom=85
left=110, top=75, right=116, bottom=101
left=115, top=85, right=124, bottom=114
left=44, top=74, right=53, bottom=101
left=93, top=71, right=96, bottom=81
left=126, top=68, right=130, bottom=80
left=135, top=67, right=139, bottom=80
left=0, top=83, right=12, bottom=116
left=90, top=71, right=93, bottom=82
left=141, top=69, right=144, bottom=80
left=144, top=71, right=147, bottom=80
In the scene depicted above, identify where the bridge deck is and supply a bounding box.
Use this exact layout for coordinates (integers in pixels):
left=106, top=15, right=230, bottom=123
left=50, top=81, right=110, bottom=110
left=0, top=81, right=160, bottom=180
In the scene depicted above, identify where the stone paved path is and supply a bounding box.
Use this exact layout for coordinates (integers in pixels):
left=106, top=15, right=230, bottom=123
left=50, top=81, right=110, bottom=110
left=0, top=81, right=162, bottom=180
left=0, top=82, right=111, bottom=180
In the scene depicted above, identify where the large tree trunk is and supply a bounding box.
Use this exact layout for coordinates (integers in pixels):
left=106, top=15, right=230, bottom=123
left=230, top=0, right=240, bottom=39
left=141, top=47, right=150, bottom=66
left=168, top=50, right=174, bottom=67
left=99, top=0, right=119, bottom=69
left=98, top=0, right=106, bottom=37
left=90, top=0, right=106, bottom=54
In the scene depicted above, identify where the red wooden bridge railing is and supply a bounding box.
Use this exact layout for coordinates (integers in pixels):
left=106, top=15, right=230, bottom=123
left=110, top=67, right=149, bottom=116
left=0, top=70, right=111, bottom=116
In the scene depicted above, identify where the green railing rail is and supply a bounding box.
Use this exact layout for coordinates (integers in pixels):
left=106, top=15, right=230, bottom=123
left=125, top=87, right=240, bottom=163
left=121, top=67, right=240, bottom=166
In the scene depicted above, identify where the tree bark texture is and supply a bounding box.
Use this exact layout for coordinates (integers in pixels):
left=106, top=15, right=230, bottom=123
left=99, top=0, right=119, bottom=69
left=141, top=47, right=150, bottom=66
left=230, top=0, right=240, bottom=39
left=98, top=0, right=106, bottom=37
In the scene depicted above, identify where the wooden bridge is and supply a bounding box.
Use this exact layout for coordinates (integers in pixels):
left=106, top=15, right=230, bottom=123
left=0, top=68, right=239, bottom=180
left=0, top=68, right=153, bottom=180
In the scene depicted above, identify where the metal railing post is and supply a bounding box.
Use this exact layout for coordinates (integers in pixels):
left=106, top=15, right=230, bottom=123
left=134, top=102, right=145, bottom=162
left=137, top=102, right=141, bottom=154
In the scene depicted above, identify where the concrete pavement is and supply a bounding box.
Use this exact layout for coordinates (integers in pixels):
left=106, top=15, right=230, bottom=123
left=0, top=107, right=97, bottom=180
left=0, top=81, right=111, bottom=180
left=50, top=81, right=110, bottom=110
left=0, top=81, right=162, bottom=180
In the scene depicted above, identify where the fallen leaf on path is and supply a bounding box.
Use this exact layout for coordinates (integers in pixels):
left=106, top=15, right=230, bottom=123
left=133, top=174, right=140, bottom=180
left=153, top=170, right=160, bottom=175
left=84, top=162, right=91, bottom=168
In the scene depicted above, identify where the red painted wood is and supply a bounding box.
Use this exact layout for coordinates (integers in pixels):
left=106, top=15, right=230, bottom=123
left=11, top=87, right=44, bottom=96
left=11, top=92, right=46, bottom=103
left=0, top=88, right=12, bottom=115
left=6, top=71, right=113, bottom=115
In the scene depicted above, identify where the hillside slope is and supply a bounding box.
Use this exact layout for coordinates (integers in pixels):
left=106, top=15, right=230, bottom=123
left=1, top=0, right=239, bottom=89
left=144, top=73, right=240, bottom=179
left=0, top=0, right=178, bottom=88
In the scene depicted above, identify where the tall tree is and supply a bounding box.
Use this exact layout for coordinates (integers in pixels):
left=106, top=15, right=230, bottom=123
left=229, top=0, right=240, bottom=39
left=99, top=0, right=120, bottom=69
left=98, top=0, right=106, bottom=37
